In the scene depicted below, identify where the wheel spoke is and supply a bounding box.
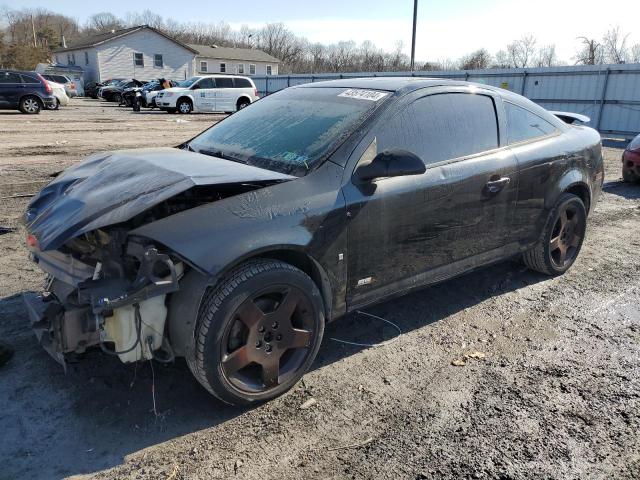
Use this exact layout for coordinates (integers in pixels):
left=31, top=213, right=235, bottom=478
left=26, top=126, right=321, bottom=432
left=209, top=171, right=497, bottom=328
left=261, top=357, right=279, bottom=388
left=550, top=236, right=561, bottom=250
left=236, top=299, right=264, bottom=329
left=222, top=346, right=250, bottom=374
left=290, top=329, right=311, bottom=349
left=277, top=289, right=302, bottom=322
left=558, top=245, right=567, bottom=265
left=570, top=234, right=582, bottom=247
left=559, top=210, right=568, bottom=229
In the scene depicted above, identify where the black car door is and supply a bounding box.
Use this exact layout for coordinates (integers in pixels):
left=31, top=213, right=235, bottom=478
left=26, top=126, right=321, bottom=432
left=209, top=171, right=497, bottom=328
left=0, top=71, right=24, bottom=107
left=342, top=88, right=519, bottom=309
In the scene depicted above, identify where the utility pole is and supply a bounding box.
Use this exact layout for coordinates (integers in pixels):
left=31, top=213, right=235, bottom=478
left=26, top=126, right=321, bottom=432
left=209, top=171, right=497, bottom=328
left=410, top=0, right=418, bottom=71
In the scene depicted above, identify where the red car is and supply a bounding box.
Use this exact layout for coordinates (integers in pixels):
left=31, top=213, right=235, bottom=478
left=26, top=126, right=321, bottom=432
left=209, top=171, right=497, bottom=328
left=623, top=133, right=640, bottom=182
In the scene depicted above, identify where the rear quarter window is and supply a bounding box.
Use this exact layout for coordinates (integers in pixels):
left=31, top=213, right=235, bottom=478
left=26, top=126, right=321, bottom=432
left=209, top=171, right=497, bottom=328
left=377, top=93, right=499, bottom=165
left=505, top=102, right=558, bottom=144
left=233, top=78, right=252, bottom=88
left=20, top=74, right=40, bottom=84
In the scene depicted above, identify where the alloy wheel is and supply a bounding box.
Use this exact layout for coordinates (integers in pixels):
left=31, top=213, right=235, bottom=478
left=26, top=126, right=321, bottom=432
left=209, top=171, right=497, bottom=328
left=549, top=202, right=585, bottom=268
left=23, top=98, right=39, bottom=113
left=220, top=285, right=315, bottom=394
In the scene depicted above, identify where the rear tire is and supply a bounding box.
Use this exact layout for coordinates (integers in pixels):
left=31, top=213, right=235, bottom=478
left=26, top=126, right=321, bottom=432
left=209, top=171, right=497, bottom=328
left=237, top=98, right=251, bottom=110
left=19, top=96, right=42, bottom=114
left=523, top=193, right=587, bottom=276
left=186, top=259, right=325, bottom=406
left=112, top=92, right=122, bottom=104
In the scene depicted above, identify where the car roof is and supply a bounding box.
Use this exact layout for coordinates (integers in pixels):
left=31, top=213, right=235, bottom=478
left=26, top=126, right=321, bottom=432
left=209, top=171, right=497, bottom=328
left=298, top=77, right=500, bottom=95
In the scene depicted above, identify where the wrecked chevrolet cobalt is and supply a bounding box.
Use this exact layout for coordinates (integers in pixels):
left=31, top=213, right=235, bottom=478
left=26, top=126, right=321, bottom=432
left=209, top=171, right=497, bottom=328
left=23, top=78, right=604, bottom=405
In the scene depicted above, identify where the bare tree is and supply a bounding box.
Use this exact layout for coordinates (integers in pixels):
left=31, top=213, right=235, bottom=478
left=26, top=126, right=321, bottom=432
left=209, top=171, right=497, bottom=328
left=536, top=44, right=557, bottom=67
left=631, top=44, right=640, bottom=63
left=602, top=26, right=629, bottom=63
left=574, top=37, right=603, bottom=65
left=459, top=48, right=491, bottom=70
left=506, top=35, right=537, bottom=68
left=86, top=12, right=123, bottom=33
left=492, top=50, right=511, bottom=68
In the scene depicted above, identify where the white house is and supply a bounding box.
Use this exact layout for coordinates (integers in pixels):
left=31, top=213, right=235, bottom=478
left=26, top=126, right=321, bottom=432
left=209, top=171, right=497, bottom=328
left=52, top=25, right=197, bottom=84
left=189, top=44, right=280, bottom=76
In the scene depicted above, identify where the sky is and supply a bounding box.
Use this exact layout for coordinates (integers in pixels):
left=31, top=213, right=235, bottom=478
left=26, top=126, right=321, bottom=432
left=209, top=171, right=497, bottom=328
left=2, top=0, right=638, bottom=62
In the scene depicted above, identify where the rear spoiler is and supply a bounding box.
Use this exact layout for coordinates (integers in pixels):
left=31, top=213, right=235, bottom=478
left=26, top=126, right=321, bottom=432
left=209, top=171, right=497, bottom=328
left=550, top=111, right=591, bottom=125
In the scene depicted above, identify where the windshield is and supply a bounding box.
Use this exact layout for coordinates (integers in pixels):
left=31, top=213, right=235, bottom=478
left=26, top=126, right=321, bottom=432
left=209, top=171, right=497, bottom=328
left=188, top=87, right=390, bottom=176
left=142, top=81, right=159, bottom=91
left=177, top=77, right=201, bottom=88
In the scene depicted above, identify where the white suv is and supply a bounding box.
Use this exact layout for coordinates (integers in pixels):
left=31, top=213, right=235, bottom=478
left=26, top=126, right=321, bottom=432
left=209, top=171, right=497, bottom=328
left=156, top=75, right=259, bottom=114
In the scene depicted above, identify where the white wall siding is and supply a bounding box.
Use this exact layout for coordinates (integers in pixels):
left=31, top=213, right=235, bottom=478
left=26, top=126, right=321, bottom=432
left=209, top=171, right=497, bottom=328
left=196, top=58, right=278, bottom=76
left=96, top=29, right=194, bottom=82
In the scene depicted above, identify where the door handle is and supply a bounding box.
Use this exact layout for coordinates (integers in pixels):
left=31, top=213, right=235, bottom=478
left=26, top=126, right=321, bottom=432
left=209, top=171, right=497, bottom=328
left=484, top=176, right=511, bottom=194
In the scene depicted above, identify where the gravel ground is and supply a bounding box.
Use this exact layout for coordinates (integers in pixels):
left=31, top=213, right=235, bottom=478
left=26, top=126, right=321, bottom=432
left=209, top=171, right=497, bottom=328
left=0, top=99, right=638, bottom=480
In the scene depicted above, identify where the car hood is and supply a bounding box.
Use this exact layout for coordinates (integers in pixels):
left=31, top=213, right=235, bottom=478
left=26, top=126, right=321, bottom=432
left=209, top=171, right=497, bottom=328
left=24, top=147, right=295, bottom=251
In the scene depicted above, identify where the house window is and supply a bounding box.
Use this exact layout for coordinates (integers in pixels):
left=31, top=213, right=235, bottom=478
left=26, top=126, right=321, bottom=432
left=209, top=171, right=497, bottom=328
left=266, top=65, right=272, bottom=75
left=200, top=61, right=208, bottom=73
left=67, top=53, right=75, bottom=65
left=220, top=62, right=226, bottom=73
left=249, top=64, right=256, bottom=75
left=134, top=53, right=144, bottom=67
left=55, top=55, right=59, bottom=63
left=85, top=52, right=89, bottom=65
left=238, top=64, right=244, bottom=74
left=154, top=54, right=163, bottom=67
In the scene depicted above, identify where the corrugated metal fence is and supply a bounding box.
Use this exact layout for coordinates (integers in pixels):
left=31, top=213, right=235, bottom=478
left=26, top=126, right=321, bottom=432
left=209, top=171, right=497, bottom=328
left=252, top=64, right=640, bottom=138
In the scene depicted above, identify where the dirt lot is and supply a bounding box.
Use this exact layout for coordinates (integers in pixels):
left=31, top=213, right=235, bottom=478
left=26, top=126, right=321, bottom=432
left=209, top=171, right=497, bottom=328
left=0, top=99, right=638, bottom=480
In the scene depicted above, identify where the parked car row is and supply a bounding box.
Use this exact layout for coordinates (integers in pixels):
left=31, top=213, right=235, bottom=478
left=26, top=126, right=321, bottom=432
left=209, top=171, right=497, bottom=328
left=93, top=74, right=260, bottom=114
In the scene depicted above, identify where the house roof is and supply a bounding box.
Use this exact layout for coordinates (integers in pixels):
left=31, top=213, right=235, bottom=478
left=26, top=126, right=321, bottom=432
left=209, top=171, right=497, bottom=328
left=188, top=44, right=280, bottom=64
left=52, top=25, right=198, bottom=54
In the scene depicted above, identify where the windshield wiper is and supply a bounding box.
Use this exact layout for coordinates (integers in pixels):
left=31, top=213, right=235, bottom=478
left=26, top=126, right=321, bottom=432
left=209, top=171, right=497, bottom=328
left=197, top=148, right=247, bottom=165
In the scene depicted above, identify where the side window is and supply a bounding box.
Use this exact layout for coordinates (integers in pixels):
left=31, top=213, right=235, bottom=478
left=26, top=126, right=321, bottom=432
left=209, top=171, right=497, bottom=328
left=197, top=78, right=215, bottom=89
left=20, top=74, right=39, bottom=84
left=0, top=72, right=22, bottom=83
left=200, top=61, right=208, bottom=73
left=505, top=102, right=558, bottom=144
left=249, top=64, right=256, bottom=75
left=216, top=77, right=234, bottom=88
left=233, top=78, right=251, bottom=88
left=85, top=52, right=89, bottom=65
left=266, top=65, right=273, bottom=75
left=154, top=54, right=163, bottom=67
left=238, top=64, right=245, bottom=74
left=220, top=63, right=226, bottom=73
left=376, top=93, right=499, bottom=165
left=134, top=52, right=144, bottom=67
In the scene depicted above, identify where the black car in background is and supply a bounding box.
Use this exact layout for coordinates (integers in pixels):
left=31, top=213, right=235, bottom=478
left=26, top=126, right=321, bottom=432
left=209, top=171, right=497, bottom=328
left=0, top=70, right=56, bottom=114
left=99, top=79, right=144, bottom=103
left=23, top=78, right=604, bottom=406
left=85, top=78, right=124, bottom=99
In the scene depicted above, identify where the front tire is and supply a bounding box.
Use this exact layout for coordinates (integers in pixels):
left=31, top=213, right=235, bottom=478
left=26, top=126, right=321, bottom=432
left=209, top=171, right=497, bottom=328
left=19, top=96, right=42, bottom=114
left=177, top=98, right=193, bottom=114
left=523, top=193, right=587, bottom=276
left=187, top=259, right=325, bottom=406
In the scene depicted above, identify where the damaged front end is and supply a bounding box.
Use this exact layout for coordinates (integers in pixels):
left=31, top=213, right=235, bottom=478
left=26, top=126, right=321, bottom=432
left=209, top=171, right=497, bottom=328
left=24, top=230, right=182, bottom=367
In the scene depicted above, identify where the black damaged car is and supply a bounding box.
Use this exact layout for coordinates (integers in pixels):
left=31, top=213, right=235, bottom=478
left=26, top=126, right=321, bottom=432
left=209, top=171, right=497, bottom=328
left=23, top=78, right=604, bottom=405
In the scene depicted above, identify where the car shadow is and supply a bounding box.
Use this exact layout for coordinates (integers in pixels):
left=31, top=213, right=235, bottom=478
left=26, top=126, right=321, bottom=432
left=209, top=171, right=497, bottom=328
left=603, top=180, right=640, bottom=200
left=0, top=259, right=546, bottom=478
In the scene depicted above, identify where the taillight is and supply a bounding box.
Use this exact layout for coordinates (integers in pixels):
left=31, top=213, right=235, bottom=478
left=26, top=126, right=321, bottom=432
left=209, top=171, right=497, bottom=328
left=254, top=88, right=259, bottom=98
left=70, top=82, right=75, bottom=89
left=26, top=234, right=39, bottom=249
left=38, top=74, right=52, bottom=94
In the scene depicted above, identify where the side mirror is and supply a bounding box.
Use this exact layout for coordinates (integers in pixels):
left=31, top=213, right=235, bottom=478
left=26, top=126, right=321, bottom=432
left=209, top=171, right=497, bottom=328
left=354, top=149, right=426, bottom=183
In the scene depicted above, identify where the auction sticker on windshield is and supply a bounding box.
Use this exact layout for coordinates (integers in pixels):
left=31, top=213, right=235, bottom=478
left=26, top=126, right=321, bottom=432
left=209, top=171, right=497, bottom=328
left=338, top=89, right=389, bottom=101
